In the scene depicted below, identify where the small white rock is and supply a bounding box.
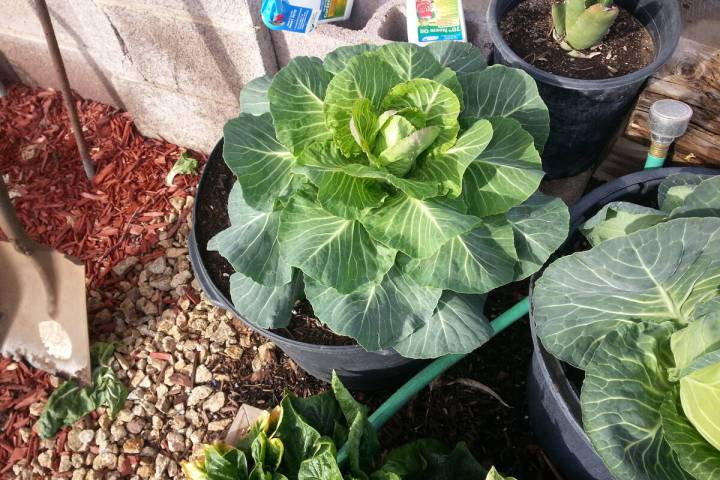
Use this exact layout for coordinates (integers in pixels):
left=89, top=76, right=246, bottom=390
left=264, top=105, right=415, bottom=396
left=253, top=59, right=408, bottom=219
left=202, top=392, right=225, bottom=413
left=187, top=385, right=213, bottom=406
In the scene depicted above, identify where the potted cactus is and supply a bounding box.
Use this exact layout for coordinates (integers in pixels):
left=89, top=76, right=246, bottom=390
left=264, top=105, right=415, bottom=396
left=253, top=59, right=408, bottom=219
left=487, top=0, right=682, bottom=178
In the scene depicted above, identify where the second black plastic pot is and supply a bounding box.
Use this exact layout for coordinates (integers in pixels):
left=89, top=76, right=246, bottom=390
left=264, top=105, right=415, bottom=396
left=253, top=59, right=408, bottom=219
left=487, top=0, right=681, bottom=178
left=189, top=140, right=428, bottom=391
left=527, top=166, right=719, bottom=480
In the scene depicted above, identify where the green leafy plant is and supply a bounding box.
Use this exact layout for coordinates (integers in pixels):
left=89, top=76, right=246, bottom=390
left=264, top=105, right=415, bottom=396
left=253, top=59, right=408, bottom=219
left=38, top=342, right=128, bottom=438
left=209, top=41, right=569, bottom=359
left=551, top=0, right=619, bottom=55
left=533, top=173, right=720, bottom=479
left=183, top=373, right=513, bottom=480
left=166, top=151, right=199, bottom=186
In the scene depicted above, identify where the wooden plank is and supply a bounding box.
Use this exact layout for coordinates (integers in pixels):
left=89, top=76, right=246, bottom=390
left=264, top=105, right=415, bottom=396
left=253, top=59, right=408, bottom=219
left=624, top=38, right=720, bottom=167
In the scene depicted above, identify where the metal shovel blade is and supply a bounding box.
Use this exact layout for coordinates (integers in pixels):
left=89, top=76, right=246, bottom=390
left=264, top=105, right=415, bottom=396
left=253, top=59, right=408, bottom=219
left=0, top=243, right=91, bottom=384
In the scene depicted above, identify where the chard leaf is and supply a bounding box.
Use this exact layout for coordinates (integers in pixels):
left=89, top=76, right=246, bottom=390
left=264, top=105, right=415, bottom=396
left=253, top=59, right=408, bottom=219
left=460, top=65, right=549, bottom=153
left=268, top=57, right=333, bottom=154
left=582, top=322, right=690, bottom=480
left=208, top=182, right=292, bottom=286
left=229, top=270, right=302, bottom=329
left=393, top=291, right=493, bottom=358
left=401, top=215, right=516, bottom=294
left=658, top=173, right=707, bottom=213
left=506, top=192, right=569, bottom=280
left=279, top=192, right=396, bottom=293
left=377, top=126, right=441, bottom=177
left=325, top=53, right=402, bottom=156
left=381, top=79, right=461, bottom=151
left=680, top=362, right=720, bottom=451
left=374, top=439, right=485, bottom=479
left=288, top=392, right=343, bottom=439
left=305, top=267, right=441, bottom=352
left=425, top=41, right=487, bottom=76
left=39, top=342, right=127, bottom=438
left=295, top=142, right=387, bottom=220
left=323, top=44, right=379, bottom=75
left=671, top=310, right=720, bottom=373
left=414, top=118, right=493, bottom=197
left=241, top=74, right=273, bottom=116
left=349, top=98, right=379, bottom=155
left=461, top=117, right=543, bottom=217
left=533, top=218, right=720, bottom=369
left=331, top=372, right=379, bottom=474
left=361, top=194, right=480, bottom=259
left=38, top=380, right=96, bottom=439
left=580, top=201, right=668, bottom=246
left=669, top=175, right=720, bottom=219
left=297, top=441, right=342, bottom=480
left=275, top=396, right=322, bottom=476
left=205, top=444, right=249, bottom=480
left=662, top=387, right=720, bottom=480
left=224, top=113, right=295, bottom=211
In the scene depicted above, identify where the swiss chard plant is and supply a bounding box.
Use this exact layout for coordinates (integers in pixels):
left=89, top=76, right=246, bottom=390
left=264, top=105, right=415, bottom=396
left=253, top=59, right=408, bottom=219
left=209, top=41, right=568, bottom=359
left=533, top=173, right=720, bottom=479
left=183, top=373, right=515, bottom=480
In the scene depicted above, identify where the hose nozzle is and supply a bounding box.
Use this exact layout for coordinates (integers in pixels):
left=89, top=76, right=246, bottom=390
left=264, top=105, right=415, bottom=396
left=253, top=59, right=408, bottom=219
left=645, top=99, right=692, bottom=168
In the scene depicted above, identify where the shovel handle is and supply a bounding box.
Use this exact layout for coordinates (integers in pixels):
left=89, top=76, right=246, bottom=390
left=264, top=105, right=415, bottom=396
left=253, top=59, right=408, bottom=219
left=0, top=176, right=34, bottom=254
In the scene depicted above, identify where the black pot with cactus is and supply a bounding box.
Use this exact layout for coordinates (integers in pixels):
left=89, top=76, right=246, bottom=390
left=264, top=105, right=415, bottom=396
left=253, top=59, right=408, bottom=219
left=487, top=0, right=681, bottom=178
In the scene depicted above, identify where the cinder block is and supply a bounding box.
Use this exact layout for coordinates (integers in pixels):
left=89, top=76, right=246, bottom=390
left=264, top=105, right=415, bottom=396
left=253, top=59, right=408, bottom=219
left=116, top=78, right=239, bottom=152
left=271, top=0, right=494, bottom=66
left=98, top=3, right=274, bottom=103
left=0, top=0, right=84, bottom=50
left=0, top=31, right=125, bottom=109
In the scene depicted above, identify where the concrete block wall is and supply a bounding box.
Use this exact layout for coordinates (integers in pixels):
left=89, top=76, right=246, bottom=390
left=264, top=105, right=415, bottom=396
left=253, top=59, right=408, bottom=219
left=0, top=0, right=276, bottom=152
left=1, top=0, right=492, bottom=152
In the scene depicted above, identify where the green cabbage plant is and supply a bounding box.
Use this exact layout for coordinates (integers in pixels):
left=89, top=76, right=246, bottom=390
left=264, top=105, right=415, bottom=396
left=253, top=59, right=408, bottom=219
left=533, top=173, right=720, bottom=479
left=209, top=41, right=569, bottom=358
left=182, top=373, right=515, bottom=480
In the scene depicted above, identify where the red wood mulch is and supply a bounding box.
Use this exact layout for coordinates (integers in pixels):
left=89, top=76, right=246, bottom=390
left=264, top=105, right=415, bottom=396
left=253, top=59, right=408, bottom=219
left=0, top=83, right=206, bottom=475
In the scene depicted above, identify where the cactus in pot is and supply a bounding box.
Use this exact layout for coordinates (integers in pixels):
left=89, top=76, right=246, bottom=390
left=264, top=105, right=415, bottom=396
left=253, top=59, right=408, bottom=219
left=552, top=0, right=619, bottom=56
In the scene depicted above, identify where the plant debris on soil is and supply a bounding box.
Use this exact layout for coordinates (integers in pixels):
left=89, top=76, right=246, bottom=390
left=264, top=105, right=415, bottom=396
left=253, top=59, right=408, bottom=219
left=500, top=0, right=655, bottom=79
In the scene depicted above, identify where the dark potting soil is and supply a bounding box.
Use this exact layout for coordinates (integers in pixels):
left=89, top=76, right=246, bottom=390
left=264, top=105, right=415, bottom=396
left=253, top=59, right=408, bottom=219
left=359, top=282, right=562, bottom=479
left=194, top=151, right=359, bottom=346
left=500, top=0, right=655, bottom=80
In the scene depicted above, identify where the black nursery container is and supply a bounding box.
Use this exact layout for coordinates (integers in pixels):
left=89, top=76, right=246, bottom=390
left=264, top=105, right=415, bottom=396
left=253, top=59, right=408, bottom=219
left=189, top=140, right=428, bottom=391
left=527, top=166, right=719, bottom=480
left=487, top=0, right=681, bottom=178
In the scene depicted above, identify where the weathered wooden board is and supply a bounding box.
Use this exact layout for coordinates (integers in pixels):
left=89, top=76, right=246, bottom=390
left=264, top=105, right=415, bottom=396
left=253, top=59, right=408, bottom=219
left=624, top=38, right=720, bottom=167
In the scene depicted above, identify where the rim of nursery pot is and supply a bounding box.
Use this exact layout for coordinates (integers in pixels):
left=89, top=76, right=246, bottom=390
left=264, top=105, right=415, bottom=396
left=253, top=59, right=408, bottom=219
left=189, top=139, right=404, bottom=356
left=486, top=0, right=682, bottom=91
